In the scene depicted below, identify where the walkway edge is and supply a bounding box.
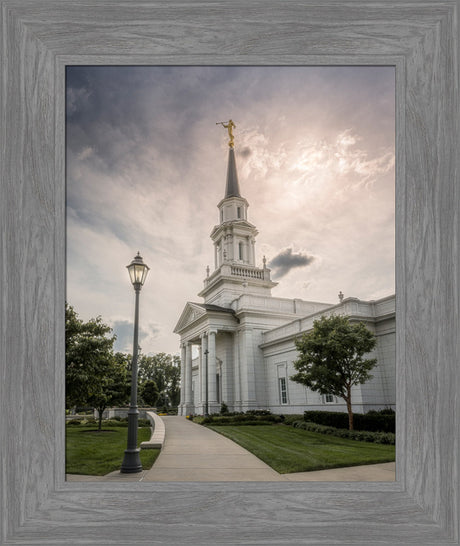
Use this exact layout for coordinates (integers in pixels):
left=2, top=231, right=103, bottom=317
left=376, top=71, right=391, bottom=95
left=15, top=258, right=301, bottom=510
left=140, top=411, right=165, bottom=449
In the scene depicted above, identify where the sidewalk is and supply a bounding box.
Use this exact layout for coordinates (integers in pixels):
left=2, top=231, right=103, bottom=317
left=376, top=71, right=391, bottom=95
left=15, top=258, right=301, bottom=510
left=143, top=416, right=285, bottom=481
left=67, top=416, right=395, bottom=482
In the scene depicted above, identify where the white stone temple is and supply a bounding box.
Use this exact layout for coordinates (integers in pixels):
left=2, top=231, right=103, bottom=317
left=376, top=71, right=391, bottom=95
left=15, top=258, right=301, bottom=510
left=174, top=129, right=395, bottom=416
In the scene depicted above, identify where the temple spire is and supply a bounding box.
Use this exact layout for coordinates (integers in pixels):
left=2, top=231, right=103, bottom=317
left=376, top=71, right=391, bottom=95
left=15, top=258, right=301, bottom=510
left=225, top=147, right=241, bottom=198
left=216, top=119, right=241, bottom=198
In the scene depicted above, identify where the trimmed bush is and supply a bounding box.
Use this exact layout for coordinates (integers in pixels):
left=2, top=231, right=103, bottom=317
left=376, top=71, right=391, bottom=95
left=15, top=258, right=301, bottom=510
left=280, top=414, right=304, bottom=426
left=293, top=420, right=395, bottom=444
left=138, top=418, right=151, bottom=427
left=303, top=409, right=395, bottom=433
left=66, top=419, right=82, bottom=425
left=198, top=412, right=282, bottom=426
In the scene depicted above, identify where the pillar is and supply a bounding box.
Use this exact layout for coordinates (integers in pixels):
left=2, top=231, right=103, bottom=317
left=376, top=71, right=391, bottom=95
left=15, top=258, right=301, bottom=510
left=233, top=331, right=241, bottom=412
left=184, top=342, right=193, bottom=414
left=179, top=343, right=186, bottom=415
left=200, top=333, right=208, bottom=415
left=208, top=330, right=219, bottom=413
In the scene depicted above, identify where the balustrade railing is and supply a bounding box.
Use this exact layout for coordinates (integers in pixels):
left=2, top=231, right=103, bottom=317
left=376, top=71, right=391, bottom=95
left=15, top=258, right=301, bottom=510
left=230, top=265, right=264, bottom=279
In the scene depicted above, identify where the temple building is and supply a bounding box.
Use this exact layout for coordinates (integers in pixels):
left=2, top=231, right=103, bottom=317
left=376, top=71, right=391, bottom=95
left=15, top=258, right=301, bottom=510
left=174, top=123, right=395, bottom=416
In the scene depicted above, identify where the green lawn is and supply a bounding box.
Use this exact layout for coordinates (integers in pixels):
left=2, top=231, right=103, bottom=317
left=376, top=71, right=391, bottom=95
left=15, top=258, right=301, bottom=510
left=208, top=424, right=395, bottom=474
left=66, top=425, right=160, bottom=475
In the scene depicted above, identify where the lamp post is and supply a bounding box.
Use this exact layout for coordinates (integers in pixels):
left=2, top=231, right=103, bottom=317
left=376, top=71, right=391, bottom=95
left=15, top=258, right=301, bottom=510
left=121, top=252, right=149, bottom=473
left=204, top=349, right=209, bottom=417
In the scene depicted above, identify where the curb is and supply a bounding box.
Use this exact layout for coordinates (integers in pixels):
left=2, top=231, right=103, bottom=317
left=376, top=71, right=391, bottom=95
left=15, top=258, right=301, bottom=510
left=140, top=411, right=165, bottom=449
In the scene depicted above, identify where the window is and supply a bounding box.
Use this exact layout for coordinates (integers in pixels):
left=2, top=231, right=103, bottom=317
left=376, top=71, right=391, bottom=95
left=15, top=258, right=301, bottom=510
left=238, top=241, right=243, bottom=260
left=237, top=206, right=241, bottom=219
left=324, top=393, right=335, bottom=404
left=279, top=377, right=288, bottom=405
left=220, top=209, right=224, bottom=222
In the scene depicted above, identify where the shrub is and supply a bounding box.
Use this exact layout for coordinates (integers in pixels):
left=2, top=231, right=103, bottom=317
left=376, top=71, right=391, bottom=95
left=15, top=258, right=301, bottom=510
left=138, top=418, right=151, bottom=427
left=280, top=414, right=304, bottom=426
left=293, top=420, right=395, bottom=444
left=198, top=412, right=282, bottom=426
left=66, top=419, right=82, bottom=425
left=98, top=418, right=151, bottom=428
left=220, top=402, right=229, bottom=415
left=303, top=409, right=395, bottom=433
left=102, top=419, right=126, bottom=427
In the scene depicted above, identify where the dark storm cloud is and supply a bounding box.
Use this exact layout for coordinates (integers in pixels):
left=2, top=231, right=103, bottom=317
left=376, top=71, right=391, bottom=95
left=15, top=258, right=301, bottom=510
left=268, top=248, right=315, bottom=279
left=66, top=66, right=240, bottom=178
left=238, top=147, right=252, bottom=158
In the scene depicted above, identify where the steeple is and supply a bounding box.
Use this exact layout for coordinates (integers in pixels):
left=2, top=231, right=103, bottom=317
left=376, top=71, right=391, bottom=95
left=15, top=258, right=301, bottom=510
left=198, top=121, right=277, bottom=306
left=224, top=148, right=241, bottom=198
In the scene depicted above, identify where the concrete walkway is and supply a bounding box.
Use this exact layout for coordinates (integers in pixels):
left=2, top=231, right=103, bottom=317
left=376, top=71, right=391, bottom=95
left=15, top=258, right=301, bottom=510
left=143, top=416, right=284, bottom=481
left=67, top=416, right=395, bottom=482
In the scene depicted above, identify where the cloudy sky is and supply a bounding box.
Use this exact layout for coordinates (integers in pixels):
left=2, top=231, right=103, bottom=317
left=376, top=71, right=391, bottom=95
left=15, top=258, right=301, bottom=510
left=66, top=66, right=395, bottom=356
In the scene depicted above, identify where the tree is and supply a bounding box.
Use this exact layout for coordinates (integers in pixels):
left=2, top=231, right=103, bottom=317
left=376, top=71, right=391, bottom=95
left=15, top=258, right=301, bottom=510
left=291, top=315, right=377, bottom=430
left=89, top=353, right=130, bottom=431
left=140, top=380, right=160, bottom=407
left=138, top=352, right=181, bottom=407
left=65, top=304, right=129, bottom=429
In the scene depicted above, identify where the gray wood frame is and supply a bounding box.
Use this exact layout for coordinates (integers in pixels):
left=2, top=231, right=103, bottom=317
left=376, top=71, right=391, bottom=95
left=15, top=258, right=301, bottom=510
left=1, top=1, right=458, bottom=544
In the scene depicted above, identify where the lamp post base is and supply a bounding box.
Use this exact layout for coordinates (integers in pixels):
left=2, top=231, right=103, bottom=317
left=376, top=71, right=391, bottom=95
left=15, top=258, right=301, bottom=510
left=120, top=448, right=143, bottom=473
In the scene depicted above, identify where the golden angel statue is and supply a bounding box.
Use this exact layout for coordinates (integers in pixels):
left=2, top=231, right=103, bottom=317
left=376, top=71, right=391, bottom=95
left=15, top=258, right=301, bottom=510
left=216, top=119, right=236, bottom=148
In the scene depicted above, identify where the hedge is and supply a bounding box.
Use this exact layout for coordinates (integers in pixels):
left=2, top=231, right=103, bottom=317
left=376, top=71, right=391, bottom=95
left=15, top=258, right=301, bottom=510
left=293, top=420, right=395, bottom=444
left=197, top=413, right=283, bottom=426
left=303, top=409, right=395, bottom=433
left=66, top=418, right=151, bottom=428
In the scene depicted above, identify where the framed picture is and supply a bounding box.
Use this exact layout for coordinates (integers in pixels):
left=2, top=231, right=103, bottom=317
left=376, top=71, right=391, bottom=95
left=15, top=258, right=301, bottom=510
left=1, top=1, right=458, bottom=544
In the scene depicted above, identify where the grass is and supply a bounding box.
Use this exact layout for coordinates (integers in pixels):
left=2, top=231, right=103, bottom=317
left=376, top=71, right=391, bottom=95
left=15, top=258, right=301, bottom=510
left=66, top=425, right=160, bottom=475
left=207, top=424, right=395, bottom=474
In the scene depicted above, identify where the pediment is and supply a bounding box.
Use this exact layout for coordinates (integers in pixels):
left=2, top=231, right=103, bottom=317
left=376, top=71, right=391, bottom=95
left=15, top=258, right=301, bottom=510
left=173, top=302, right=207, bottom=333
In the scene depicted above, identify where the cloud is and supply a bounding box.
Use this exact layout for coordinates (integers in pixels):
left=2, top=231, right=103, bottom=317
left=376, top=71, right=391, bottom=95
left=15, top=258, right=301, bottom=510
left=268, top=248, right=315, bottom=279
left=238, top=146, right=252, bottom=158
left=111, top=319, right=160, bottom=354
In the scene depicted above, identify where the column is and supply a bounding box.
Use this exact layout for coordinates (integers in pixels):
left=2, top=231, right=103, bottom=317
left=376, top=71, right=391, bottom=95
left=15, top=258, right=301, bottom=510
left=200, top=333, right=208, bottom=415
left=233, top=331, right=241, bottom=412
left=184, top=342, right=193, bottom=414
left=240, top=327, right=258, bottom=411
left=208, top=330, right=218, bottom=413
left=179, top=343, right=186, bottom=416
left=198, top=343, right=202, bottom=405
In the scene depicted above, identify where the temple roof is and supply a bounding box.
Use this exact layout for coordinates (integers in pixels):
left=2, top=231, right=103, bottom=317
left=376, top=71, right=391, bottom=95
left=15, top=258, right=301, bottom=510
left=224, top=147, right=241, bottom=198
left=196, top=303, right=236, bottom=315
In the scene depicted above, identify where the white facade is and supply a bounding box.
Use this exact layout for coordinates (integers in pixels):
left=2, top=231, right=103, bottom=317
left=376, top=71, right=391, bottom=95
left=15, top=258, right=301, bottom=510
left=174, top=147, right=395, bottom=416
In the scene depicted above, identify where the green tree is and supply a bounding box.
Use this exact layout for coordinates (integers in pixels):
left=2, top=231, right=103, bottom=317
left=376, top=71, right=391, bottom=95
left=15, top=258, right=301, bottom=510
left=65, top=304, right=130, bottom=429
left=291, top=315, right=377, bottom=430
left=138, top=352, right=181, bottom=407
left=140, top=379, right=160, bottom=407
left=89, top=353, right=130, bottom=430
